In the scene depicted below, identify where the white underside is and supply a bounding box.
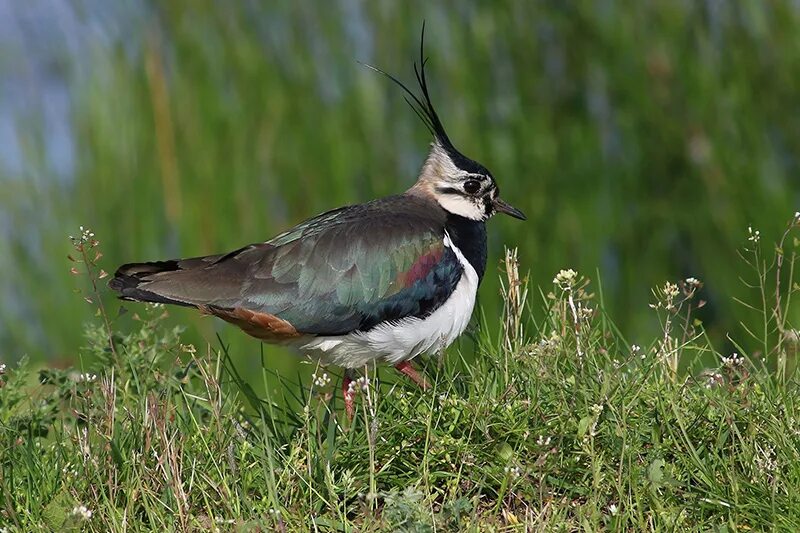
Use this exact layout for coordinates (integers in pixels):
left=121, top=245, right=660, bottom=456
left=295, top=233, right=478, bottom=368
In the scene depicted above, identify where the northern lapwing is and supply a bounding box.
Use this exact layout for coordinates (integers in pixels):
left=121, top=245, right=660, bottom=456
left=109, top=32, right=526, bottom=419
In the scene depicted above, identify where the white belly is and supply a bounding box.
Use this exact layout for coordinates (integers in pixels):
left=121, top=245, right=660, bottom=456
left=297, top=233, right=479, bottom=368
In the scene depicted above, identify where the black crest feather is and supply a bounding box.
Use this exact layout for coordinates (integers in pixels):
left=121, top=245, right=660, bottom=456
left=361, top=22, right=454, bottom=150
left=362, top=23, right=491, bottom=177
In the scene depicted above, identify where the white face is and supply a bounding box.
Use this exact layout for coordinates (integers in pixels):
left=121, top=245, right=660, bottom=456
left=434, top=183, right=494, bottom=220
left=418, top=143, right=497, bottom=221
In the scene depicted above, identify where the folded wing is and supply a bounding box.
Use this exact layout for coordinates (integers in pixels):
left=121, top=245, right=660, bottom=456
left=110, top=194, right=463, bottom=339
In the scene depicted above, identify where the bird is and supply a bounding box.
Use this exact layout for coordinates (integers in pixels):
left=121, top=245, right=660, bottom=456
left=109, top=31, right=526, bottom=419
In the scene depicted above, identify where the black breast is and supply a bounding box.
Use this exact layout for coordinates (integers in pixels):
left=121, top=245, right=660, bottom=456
left=445, top=214, right=488, bottom=282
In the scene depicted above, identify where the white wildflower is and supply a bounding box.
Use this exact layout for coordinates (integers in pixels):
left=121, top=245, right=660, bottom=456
left=71, top=505, right=92, bottom=520
left=70, top=226, right=96, bottom=246
left=346, top=376, right=370, bottom=397
left=701, top=370, right=724, bottom=388
left=179, top=343, right=196, bottom=354
left=753, top=443, right=777, bottom=475
left=654, top=281, right=681, bottom=310
left=504, top=465, right=522, bottom=479
left=721, top=352, right=744, bottom=368
left=608, top=503, right=619, bottom=516
left=553, top=268, right=578, bottom=289
left=536, top=435, right=552, bottom=446
left=312, top=372, right=331, bottom=388
left=747, top=226, right=760, bottom=243
left=77, top=373, right=97, bottom=383
left=663, top=282, right=679, bottom=299
left=631, top=344, right=646, bottom=360
left=685, top=277, right=701, bottom=288
left=0, top=363, right=6, bottom=374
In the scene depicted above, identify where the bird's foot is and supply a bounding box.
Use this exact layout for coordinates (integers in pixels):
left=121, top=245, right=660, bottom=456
left=394, top=360, right=430, bottom=390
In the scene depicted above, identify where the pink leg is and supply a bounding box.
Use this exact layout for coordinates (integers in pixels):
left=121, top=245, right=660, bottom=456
left=342, top=370, right=355, bottom=420
left=394, top=360, right=430, bottom=390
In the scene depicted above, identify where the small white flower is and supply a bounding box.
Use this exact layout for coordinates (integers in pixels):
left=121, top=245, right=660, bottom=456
left=685, top=277, right=701, bottom=288
left=312, top=372, right=331, bottom=388
left=70, top=226, right=97, bottom=246
left=503, top=465, right=522, bottom=479
left=0, top=363, right=6, bottom=374
left=747, top=226, right=761, bottom=243
left=608, top=503, right=619, bottom=516
left=794, top=211, right=800, bottom=223
left=77, top=373, right=97, bottom=383
left=355, top=376, right=370, bottom=392
left=663, top=282, right=679, bottom=299
left=702, top=370, right=724, bottom=388
left=536, top=435, right=552, bottom=446
left=71, top=505, right=92, bottom=520
left=721, top=352, right=744, bottom=368
left=753, top=443, right=777, bottom=475
left=553, top=268, right=578, bottom=288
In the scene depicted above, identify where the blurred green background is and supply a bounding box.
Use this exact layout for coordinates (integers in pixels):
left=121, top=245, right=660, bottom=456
left=1, top=1, right=799, bottom=375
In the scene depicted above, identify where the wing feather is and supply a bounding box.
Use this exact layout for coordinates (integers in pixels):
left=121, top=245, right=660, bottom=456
left=114, top=194, right=462, bottom=337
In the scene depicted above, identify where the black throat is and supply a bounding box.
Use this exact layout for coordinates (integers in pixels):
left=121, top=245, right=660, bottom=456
left=445, top=214, right=487, bottom=282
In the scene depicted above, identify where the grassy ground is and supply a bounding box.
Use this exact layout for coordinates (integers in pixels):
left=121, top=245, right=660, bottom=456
left=2, top=220, right=800, bottom=531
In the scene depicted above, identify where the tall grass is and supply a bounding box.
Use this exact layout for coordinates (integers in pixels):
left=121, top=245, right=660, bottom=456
left=1, top=216, right=799, bottom=530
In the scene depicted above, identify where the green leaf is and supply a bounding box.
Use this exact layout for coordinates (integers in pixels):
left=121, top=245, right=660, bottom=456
left=496, top=442, right=514, bottom=461
left=109, top=437, right=125, bottom=468
left=648, top=458, right=665, bottom=485
left=577, top=416, right=593, bottom=440
left=42, top=490, right=71, bottom=530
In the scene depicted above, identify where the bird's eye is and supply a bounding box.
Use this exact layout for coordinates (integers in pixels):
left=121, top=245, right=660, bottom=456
left=463, top=179, right=481, bottom=194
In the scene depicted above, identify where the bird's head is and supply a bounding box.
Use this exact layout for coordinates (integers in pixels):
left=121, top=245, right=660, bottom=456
left=365, top=26, right=526, bottom=223
left=413, top=139, right=525, bottom=222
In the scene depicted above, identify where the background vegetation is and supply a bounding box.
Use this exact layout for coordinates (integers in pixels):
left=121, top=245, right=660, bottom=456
left=1, top=1, right=798, bottom=375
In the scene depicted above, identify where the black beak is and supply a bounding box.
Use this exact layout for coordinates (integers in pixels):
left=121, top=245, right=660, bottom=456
left=493, top=198, right=526, bottom=220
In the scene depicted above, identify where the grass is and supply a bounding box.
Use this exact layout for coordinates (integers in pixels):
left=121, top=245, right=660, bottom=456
left=2, top=219, right=800, bottom=531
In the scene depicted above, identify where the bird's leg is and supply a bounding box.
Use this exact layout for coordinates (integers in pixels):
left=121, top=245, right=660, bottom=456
left=394, top=360, right=430, bottom=390
left=342, top=368, right=356, bottom=420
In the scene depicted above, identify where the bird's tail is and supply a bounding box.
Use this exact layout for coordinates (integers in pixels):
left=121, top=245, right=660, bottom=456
left=109, top=261, right=196, bottom=307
